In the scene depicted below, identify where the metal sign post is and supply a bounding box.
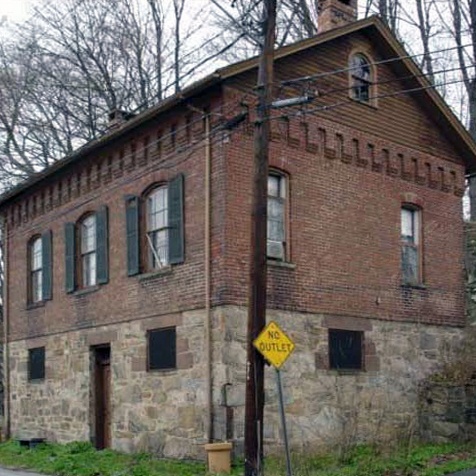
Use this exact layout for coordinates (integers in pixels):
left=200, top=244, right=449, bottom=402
left=276, top=368, right=292, bottom=476
left=253, top=321, right=295, bottom=476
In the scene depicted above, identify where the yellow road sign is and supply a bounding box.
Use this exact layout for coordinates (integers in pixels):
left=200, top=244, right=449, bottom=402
left=253, top=321, right=295, bottom=369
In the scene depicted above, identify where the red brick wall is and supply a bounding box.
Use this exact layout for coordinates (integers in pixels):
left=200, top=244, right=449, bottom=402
left=4, top=93, right=229, bottom=341
left=2, top=76, right=467, bottom=343
left=221, top=84, right=466, bottom=326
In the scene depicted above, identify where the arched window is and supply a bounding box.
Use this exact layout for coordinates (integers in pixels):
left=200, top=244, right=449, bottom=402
left=28, top=232, right=52, bottom=304
left=64, top=207, right=108, bottom=293
left=30, top=236, right=43, bottom=302
left=125, top=174, right=185, bottom=276
left=80, top=214, right=97, bottom=287
left=145, top=185, right=169, bottom=269
left=350, top=54, right=372, bottom=103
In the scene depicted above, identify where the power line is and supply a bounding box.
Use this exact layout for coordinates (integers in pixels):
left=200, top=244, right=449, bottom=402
left=272, top=77, right=468, bottom=122
left=309, top=64, right=470, bottom=102
left=272, top=42, right=475, bottom=89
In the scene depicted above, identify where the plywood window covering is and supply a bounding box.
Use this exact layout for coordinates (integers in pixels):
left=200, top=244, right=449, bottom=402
left=28, top=347, right=45, bottom=381
left=329, top=329, right=363, bottom=370
left=148, top=328, right=176, bottom=370
left=267, top=173, right=287, bottom=261
left=401, top=206, right=421, bottom=285
left=350, top=54, right=372, bottom=103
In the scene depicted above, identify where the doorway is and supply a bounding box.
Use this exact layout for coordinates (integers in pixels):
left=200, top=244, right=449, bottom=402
left=92, top=345, right=111, bottom=449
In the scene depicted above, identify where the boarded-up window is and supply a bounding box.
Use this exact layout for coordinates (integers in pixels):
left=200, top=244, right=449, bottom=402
left=329, top=329, right=363, bottom=370
left=148, top=328, right=176, bottom=370
left=28, top=347, right=45, bottom=380
left=401, top=207, right=421, bottom=285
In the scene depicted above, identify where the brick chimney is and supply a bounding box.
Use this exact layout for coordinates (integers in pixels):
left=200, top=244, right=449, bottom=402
left=318, top=0, right=358, bottom=33
left=107, top=109, right=135, bottom=130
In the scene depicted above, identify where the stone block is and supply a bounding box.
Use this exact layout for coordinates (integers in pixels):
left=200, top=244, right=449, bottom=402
left=86, top=330, right=117, bottom=346
left=131, top=357, right=146, bottom=372
left=365, top=355, right=380, bottom=372
left=177, top=352, right=193, bottom=370
left=431, top=421, right=460, bottom=438
left=141, top=313, right=182, bottom=331
left=420, top=332, right=437, bottom=350
left=322, top=315, right=372, bottom=331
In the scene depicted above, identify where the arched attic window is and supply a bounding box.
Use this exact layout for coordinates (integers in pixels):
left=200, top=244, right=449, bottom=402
left=350, top=54, right=373, bottom=103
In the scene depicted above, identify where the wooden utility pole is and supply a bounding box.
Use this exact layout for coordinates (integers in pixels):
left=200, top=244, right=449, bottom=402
left=244, top=0, right=276, bottom=475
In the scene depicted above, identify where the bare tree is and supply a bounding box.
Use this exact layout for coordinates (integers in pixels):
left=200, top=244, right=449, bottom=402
left=0, top=0, right=226, bottom=187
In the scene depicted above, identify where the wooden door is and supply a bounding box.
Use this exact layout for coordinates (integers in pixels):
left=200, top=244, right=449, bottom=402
left=94, top=346, right=111, bottom=450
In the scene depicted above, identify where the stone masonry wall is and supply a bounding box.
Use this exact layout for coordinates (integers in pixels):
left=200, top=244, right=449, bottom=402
left=8, top=305, right=465, bottom=459
left=212, top=306, right=465, bottom=454
left=420, top=382, right=476, bottom=443
left=9, top=309, right=207, bottom=459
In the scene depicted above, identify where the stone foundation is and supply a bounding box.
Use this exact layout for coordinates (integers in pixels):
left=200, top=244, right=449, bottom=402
left=8, top=306, right=465, bottom=458
left=419, top=382, right=476, bottom=443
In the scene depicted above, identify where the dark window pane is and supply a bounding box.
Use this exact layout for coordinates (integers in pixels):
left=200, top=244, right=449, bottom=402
left=148, top=328, right=176, bottom=370
left=28, top=347, right=45, bottom=380
left=329, top=329, right=363, bottom=370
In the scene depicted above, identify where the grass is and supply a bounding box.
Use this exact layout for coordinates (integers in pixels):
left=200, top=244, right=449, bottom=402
left=0, top=440, right=475, bottom=475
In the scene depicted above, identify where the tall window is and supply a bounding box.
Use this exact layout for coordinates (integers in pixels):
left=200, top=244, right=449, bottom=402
left=81, top=214, right=97, bottom=287
left=401, top=207, right=421, bottom=285
left=28, top=232, right=52, bottom=304
left=267, top=173, right=287, bottom=260
left=30, top=237, right=43, bottom=303
left=146, top=186, right=169, bottom=268
left=65, top=206, right=108, bottom=293
left=125, top=174, right=184, bottom=277
left=350, top=54, right=372, bottom=103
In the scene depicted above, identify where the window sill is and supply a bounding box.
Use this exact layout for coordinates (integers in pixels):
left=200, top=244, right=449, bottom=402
left=267, top=260, right=296, bottom=270
left=138, top=266, right=173, bottom=281
left=73, top=285, right=100, bottom=297
left=349, top=96, right=378, bottom=110
left=401, top=283, right=426, bottom=290
left=26, top=301, right=46, bottom=310
left=147, top=367, right=177, bottom=374
left=28, top=378, right=45, bottom=383
left=328, top=368, right=364, bottom=376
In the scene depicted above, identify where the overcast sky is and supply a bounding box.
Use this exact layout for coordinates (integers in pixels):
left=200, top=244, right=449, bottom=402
left=0, top=0, right=32, bottom=23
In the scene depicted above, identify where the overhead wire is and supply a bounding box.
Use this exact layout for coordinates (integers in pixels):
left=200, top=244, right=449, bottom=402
left=270, top=77, right=468, bottom=123
left=277, top=42, right=475, bottom=87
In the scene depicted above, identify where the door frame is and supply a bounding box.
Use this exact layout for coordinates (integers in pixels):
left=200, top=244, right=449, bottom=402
left=91, top=344, right=111, bottom=450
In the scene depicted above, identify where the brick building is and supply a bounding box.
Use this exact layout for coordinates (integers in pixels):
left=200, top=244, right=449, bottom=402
left=1, top=0, right=475, bottom=458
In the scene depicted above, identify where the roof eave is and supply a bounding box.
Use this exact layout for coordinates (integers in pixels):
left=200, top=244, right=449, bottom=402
left=0, top=73, right=222, bottom=208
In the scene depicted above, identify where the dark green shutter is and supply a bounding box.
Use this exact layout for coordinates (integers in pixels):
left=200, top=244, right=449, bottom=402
left=168, top=173, right=184, bottom=264
left=125, top=195, right=140, bottom=276
left=64, top=222, right=76, bottom=293
left=96, top=206, right=109, bottom=284
left=42, top=230, right=52, bottom=300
